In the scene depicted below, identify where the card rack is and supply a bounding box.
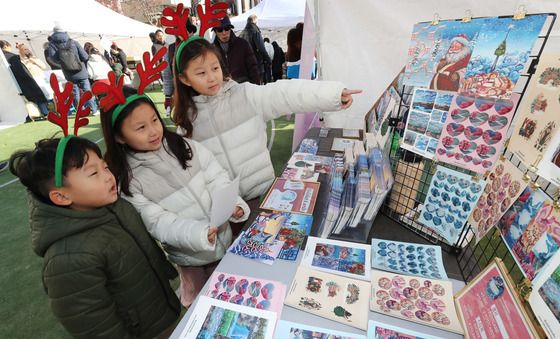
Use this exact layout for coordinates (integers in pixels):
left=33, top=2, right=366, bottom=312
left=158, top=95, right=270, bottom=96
left=379, top=12, right=558, bottom=285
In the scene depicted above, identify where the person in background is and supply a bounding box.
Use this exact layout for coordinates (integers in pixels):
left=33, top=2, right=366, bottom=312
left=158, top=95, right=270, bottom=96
left=47, top=25, right=98, bottom=114
left=239, top=15, right=271, bottom=84
left=44, top=37, right=60, bottom=70
left=1, top=40, right=49, bottom=118
left=263, top=37, right=274, bottom=84
left=212, top=16, right=260, bottom=84
left=271, top=40, right=285, bottom=82
left=85, top=46, right=112, bottom=86
left=151, top=29, right=167, bottom=56
left=17, top=43, right=53, bottom=106
left=286, top=23, right=316, bottom=80
left=105, top=42, right=131, bottom=79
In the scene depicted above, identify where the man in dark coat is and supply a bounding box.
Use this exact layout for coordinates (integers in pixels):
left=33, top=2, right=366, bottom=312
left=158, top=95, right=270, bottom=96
left=239, top=15, right=271, bottom=84
left=213, top=17, right=260, bottom=84
left=1, top=40, right=49, bottom=117
left=47, top=25, right=98, bottom=114
left=271, top=41, right=285, bottom=81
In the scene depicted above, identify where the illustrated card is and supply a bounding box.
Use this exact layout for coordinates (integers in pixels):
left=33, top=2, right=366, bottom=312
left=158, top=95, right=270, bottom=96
left=228, top=218, right=285, bottom=265
left=529, top=250, right=560, bottom=339
left=269, top=212, right=313, bottom=261
left=332, top=138, right=356, bottom=152
left=371, top=238, right=448, bottom=280
left=298, top=138, right=319, bottom=155
left=469, top=159, right=528, bottom=243
left=370, top=269, right=463, bottom=334
left=455, top=258, right=539, bottom=338
left=280, top=167, right=319, bottom=182
left=509, top=54, right=560, bottom=168
left=343, top=129, right=361, bottom=138
left=401, top=88, right=454, bottom=159
left=275, top=320, right=366, bottom=339
left=367, top=320, right=445, bottom=339
left=177, top=296, right=276, bottom=339
left=204, top=271, right=286, bottom=315
left=498, top=187, right=560, bottom=280
left=284, top=266, right=370, bottom=330
left=260, top=178, right=320, bottom=215
left=302, top=236, right=371, bottom=281
left=418, top=166, right=486, bottom=244
left=460, top=15, right=547, bottom=99
left=434, top=93, right=519, bottom=174
left=286, top=152, right=334, bottom=174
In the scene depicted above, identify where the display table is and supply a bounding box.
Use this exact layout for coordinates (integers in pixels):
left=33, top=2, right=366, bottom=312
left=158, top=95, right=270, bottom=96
left=170, top=128, right=465, bottom=338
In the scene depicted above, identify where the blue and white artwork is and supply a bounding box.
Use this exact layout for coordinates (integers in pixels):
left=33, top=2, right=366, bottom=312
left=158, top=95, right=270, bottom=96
left=418, top=165, right=486, bottom=244
left=371, top=238, right=448, bottom=279
left=461, top=15, right=547, bottom=99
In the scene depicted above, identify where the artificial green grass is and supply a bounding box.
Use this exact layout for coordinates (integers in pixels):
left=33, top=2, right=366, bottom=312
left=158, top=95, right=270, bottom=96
left=0, top=90, right=294, bottom=338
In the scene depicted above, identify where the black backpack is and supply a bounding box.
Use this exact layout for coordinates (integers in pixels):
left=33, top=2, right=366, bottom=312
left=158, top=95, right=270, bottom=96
left=58, top=40, right=82, bottom=72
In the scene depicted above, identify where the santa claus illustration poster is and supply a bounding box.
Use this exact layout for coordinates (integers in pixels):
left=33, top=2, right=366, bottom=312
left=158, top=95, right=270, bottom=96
left=460, top=15, right=547, bottom=99
left=403, top=19, right=487, bottom=89
left=509, top=53, right=560, bottom=170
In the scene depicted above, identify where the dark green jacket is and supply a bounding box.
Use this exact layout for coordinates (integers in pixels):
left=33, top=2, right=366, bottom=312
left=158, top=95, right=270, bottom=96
left=29, top=195, right=181, bottom=338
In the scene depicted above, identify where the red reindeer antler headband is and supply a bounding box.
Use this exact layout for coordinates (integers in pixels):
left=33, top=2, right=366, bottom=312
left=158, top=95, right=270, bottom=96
left=92, top=47, right=168, bottom=127
left=161, top=2, right=228, bottom=70
left=47, top=74, right=91, bottom=187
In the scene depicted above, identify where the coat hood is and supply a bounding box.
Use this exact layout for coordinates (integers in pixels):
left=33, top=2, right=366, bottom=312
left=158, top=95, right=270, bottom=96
left=29, top=193, right=116, bottom=257
left=192, top=79, right=237, bottom=103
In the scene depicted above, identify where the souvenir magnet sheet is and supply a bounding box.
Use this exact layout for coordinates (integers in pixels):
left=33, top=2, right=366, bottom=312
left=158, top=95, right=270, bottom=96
left=509, top=54, right=560, bottom=168
left=529, top=251, right=560, bottom=339
left=204, top=271, right=286, bottom=315
left=401, top=88, right=453, bottom=159
left=498, top=188, right=560, bottom=280
left=418, top=165, right=486, bottom=244
left=177, top=296, right=276, bottom=339
left=460, top=15, right=548, bottom=99
left=367, top=320, right=445, bottom=339
left=371, top=238, right=448, bottom=280
left=370, top=269, right=463, bottom=334
left=274, top=320, right=366, bottom=339
left=435, top=93, right=519, bottom=174
left=469, top=159, right=528, bottom=243
left=301, top=237, right=371, bottom=281
left=284, top=266, right=370, bottom=331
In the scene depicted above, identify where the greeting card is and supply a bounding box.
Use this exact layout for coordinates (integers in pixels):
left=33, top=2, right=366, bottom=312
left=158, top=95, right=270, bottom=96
left=204, top=272, right=286, bottom=315
left=229, top=218, right=285, bottom=265
left=509, top=54, right=560, bottom=168
left=332, top=138, right=356, bottom=152
left=286, top=152, right=334, bottom=174
left=371, top=238, right=447, bottom=280
left=177, top=296, right=277, bottom=339
left=460, top=15, right=547, bottom=99
left=301, top=237, right=371, bottom=281
left=498, top=187, right=560, bottom=280
left=529, top=251, right=560, bottom=339
left=280, top=167, right=319, bottom=182
left=418, top=166, right=486, bottom=244
left=269, top=212, right=313, bottom=261
left=435, top=93, right=519, bottom=174
left=455, top=258, right=539, bottom=338
left=469, top=159, right=528, bottom=243
left=275, top=320, right=365, bottom=339
left=370, top=269, right=463, bottom=334
left=401, top=89, right=453, bottom=158
left=284, top=266, right=370, bottom=330
left=367, top=320, right=444, bottom=339
left=298, top=138, right=319, bottom=155
left=260, top=178, right=320, bottom=215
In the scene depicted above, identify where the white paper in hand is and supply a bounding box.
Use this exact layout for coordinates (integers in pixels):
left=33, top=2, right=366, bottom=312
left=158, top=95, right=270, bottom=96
left=210, top=176, right=240, bottom=227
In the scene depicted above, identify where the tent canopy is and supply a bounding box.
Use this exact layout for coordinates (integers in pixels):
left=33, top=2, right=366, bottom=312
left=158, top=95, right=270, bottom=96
left=230, top=0, right=305, bottom=29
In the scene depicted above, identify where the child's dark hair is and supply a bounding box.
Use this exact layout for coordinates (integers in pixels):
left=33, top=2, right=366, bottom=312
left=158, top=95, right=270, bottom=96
left=9, top=137, right=101, bottom=204
left=101, top=86, right=193, bottom=196
left=172, top=39, right=228, bottom=137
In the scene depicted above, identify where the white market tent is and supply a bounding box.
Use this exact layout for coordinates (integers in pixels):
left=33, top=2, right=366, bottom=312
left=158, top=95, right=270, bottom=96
left=0, top=0, right=157, bottom=126
left=230, top=0, right=305, bottom=29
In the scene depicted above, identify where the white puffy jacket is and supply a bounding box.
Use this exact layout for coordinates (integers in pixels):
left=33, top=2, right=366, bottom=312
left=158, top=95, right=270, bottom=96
left=123, top=139, right=249, bottom=267
left=184, top=79, right=345, bottom=200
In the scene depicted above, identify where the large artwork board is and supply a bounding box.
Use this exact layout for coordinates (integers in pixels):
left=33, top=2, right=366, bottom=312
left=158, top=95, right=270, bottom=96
left=509, top=53, right=560, bottom=168
left=274, top=320, right=366, bottom=339
left=529, top=250, right=560, bottom=339
left=401, top=88, right=453, bottom=159
left=454, top=258, right=539, bottom=338
left=418, top=165, right=486, bottom=244
left=284, top=266, right=371, bottom=330
left=469, top=158, right=528, bottom=243
left=177, top=296, right=277, bottom=339
left=301, top=237, right=371, bottom=281
left=370, top=269, right=463, bottom=334
left=435, top=93, right=519, bottom=174
left=371, top=238, right=447, bottom=280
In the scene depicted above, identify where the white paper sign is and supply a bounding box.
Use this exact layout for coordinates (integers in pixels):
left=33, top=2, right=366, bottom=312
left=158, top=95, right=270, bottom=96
left=210, top=176, right=240, bottom=227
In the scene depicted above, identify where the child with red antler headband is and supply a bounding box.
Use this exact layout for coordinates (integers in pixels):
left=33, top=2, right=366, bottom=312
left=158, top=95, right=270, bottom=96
left=96, top=39, right=249, bottom=308
left=162, top=3, right=362, bottom=205
left=9, top=75, right=181, bottom=338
